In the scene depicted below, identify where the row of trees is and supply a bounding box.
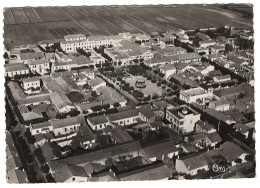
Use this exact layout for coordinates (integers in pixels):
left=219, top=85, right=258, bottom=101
left=56, top=109, right=80, bottom=119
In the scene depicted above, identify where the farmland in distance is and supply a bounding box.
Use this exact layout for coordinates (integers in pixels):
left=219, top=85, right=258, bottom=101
left=4, top=4, right=253, bottom=49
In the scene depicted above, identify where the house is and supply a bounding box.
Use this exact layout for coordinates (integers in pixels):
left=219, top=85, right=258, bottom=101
left=168, top=74, right=198, bottom=88
left=48, top=161, right=88, bottom=183
left=50, top=92, right=75, bottom=113
left=159, top=64, right=178, bottom=80
left=135, top=34, right=150, bottom=42
left=210, top=45, right=225, bottom=54
left=138, top=107, right=156, bottom=123
left=60, top=34, right=122, bottom=53
left=29, top=121, right=52, bottom=136
left=194, top=47, right=210, bottom=55
left=196, top=32, right=211, bottom=41
left=176, top=154, right=209, bottom=175
left=179, top=87, right=212, bottom=104
left=22, top=77, right=41, bottom=90
left=22, top=77, right=41, bottom=94
left=34, top=134, right=47, bottom=146
left=5, top=63, right=30, bottom=78
left=207, top=53, right=225, bottom=61
left=7, top=81, right=26, bottom=101
left=7, top=169, right=29, bottom=184
left=179, top=142, right=199, bottom=153
left=204, top=108, right=234, bottom=125
left=234, top=122, right=254, bottom=139
left=55, top=141, right=143, bottom=166
left=118, top=162, right=172, bottom=181
left=108, top=109, right=140, bottom=126
left=187, top=132, right=221, bottom=148
left=213, top=75, right=231, bottom=83
left=205, top=132, right=222, bottom=147
left=213, top=84, right=254, bottom=100
left=110, top=127, right=134, bottom=144
left=87, top=115, right=109, bottom=131
left=22, top=111, right=43, bottom=122
left=19, top=52, right=45, bottom=63
left=143, top=140, right=179, bottom=161
left=75, top=73, right=88, bottom=86
left=87, top=169, right=119, bottom=182
left=156, top=47, right=186, bottom=57
left=234, top=97, right=254, bottom=114
left=52, top=116, right=81, bottom=136
left=218, top=142, right=248, bottom=166
left=88, top=77, right=106, bottom=91
left=199, top=40, right=216, bottom=48
left=194, top=120, right=216, bottom=134
left=208, top=99, right=230, bottom=112
left=166, top=104, right=201, bottom=133
left=6, top=133, right=23, bottom=173
left=27, top=58, right=50, bottom=75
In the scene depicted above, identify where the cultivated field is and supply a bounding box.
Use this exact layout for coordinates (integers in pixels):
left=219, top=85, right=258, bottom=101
left=4, top=4, right=253, bottom=49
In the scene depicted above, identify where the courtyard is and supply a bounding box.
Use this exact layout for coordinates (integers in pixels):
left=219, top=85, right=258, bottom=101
left=125, top=76, right=163, bottom=97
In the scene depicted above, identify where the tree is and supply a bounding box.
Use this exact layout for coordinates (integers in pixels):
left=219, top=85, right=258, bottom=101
left=91, top=105, right=103, bottom=112
left=225, top=44, right=233, bottom=54
left=82, top=83, right=91, bottom=90
left=234, top=158, right=242, bottom=164
left=193, top=36, right=201, bottom=47
left=197, top=169, right=206, bottom=174
left=143, top=95, right=151, bottom=102
left=117, top=76, right=122, bottom=82
left=201, top=57, right=209, bottom=63
left=46, top=173, right=55, bottom=183
left=159, top=73, right=165, bottom=78
left=162, top=80, right=167, bottom=85
left=56, top=113, right=67, bottom=119
left=199, top=52, right=206, bottom=56
left=133, top=90, right=144, bottom=100
left=245, top=154, right=254, bottom=162
left=71, top=139, right=81, bottom=150
left=157, top=82, right=161, bottom=87
left=41, top=164, right=50, bottom=173
left=152, top=93, right=158, bottom=100
left=67, top=110, right=80, bottom=117
left=151, top=80, right=156, bottom=83
left=91, top=91, right=98, bottom=98
left=103, top=104, right=110, bottom=111
left=113, top=102, right=120, bottom=108
left=4, top=52, right=9, bottom=59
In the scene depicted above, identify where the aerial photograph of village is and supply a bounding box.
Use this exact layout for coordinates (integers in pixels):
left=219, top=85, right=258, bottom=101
left=4, top=4, right=255, bottom=183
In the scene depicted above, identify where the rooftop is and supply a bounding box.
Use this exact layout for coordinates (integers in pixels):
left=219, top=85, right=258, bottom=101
left=87, top=115, right=109, bottom=125
left=56, top=141, right=142, bottom=165
left=181, top=87, right=207, bottom=97
left=118, top=162, right=171, bottom=181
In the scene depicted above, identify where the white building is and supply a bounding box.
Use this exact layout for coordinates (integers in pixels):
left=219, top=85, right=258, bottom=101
left=179, top=87, right=213, bottom=104
left=60, top=34, right=122, bottom=53
left=166, top=105, right=201, bottom=133
left=5, top=63, right=30, bottom=78
left=27, top=59, right=50, bottom=75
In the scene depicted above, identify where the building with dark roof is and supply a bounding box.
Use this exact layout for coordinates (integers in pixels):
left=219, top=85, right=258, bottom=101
left=56, top=141, right=143, bottom=166
left=87, top=115, right=109, bottom=131
left=143, top=140, right=179, bottom=161
left=5, top=63, right=30, bottom=78
left=48, top=161, right=88, bottom=183
left=118, top=162, right=172, bottom=181
left=50, top=92, right=75, bottom=113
